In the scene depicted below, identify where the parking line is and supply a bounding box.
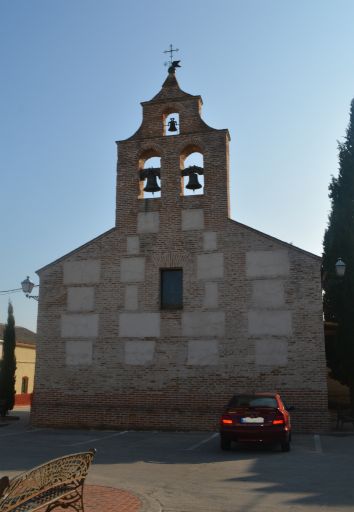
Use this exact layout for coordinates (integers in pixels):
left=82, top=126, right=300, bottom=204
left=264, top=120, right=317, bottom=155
left=314, top=434, right=323, bottom=454
left=62, top=430, right=128, bottom=447
left=184, top=433, right=218, bottom=451
left=0, top=428, right=43, bottom=438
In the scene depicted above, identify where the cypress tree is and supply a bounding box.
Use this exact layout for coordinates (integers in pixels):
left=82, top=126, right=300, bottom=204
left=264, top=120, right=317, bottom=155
left=0, top=302, right=17, bottom=417
left=323, top=98, right=354, bottom=411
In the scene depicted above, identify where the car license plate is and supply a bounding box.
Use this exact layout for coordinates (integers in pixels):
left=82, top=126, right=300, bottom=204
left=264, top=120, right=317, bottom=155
left=241, top=417, right=264, bottom=424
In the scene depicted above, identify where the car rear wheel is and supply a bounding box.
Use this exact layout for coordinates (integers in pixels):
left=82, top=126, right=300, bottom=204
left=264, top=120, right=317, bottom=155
left=220, top=435, right=231, bottom=451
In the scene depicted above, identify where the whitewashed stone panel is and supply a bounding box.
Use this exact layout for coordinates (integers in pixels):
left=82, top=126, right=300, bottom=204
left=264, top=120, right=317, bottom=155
left=248, top=310, right=292, bottom=336
left=61, top=314, right=99, bottom=338
left=203, top=232, right=217, bottom=251
left=137, top=212, right=159, bottom=233
left=182, top=209, right=204, bottom=230
left=187, top=340, right=219, bottom=365
left=67, top=287, right=95, bottom=312
left=124, top=285, right=138, bottom=310
left=203, top=282, right=218, bottom=308
left=63, top=260, right=100, bottom=284
left=197, top=253, right=224, bottom=280
left=127, top=236, right=140, bottom=254
left=182, top=312, right=225, bottom=337
left=255, top=339, right=288, bottom=366
left=120, top=257, right=145, bottom=282
left=119, top=313, right=160, bottom=337
left=251, top=280, right=285, bottom=308
left=246, top=251, right=289, bottom=278
left=66, top=340, right=93, bottom=366
left=125, top=340, right=155, bottom=365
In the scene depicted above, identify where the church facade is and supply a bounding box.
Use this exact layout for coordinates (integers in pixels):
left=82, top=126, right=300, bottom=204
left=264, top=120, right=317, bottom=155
left=31, top=69, right=328, bottom=432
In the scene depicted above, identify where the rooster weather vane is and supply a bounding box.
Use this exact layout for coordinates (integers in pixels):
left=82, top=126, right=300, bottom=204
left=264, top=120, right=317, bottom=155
left=163, top=44, right=181, bottom=73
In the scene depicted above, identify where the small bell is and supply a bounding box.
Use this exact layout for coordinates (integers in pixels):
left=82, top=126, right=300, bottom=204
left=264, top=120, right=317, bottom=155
left=167, top=117, right=178, bottom=132
left=144, top=173, right=161, bottom=194
left=185, top=172, right=202, bottom=191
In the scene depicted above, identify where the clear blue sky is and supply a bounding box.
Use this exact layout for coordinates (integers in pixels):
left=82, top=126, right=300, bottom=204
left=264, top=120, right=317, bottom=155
left=1, top=0, right=354, bottom=332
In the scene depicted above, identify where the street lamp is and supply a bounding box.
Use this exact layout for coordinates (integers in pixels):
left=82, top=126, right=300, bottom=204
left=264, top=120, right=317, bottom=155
left=21, top=276, right=39, bottom=301
left=335, top=258, right=346, bottom=277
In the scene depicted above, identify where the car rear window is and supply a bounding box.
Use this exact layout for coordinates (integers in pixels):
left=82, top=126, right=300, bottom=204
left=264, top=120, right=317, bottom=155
left=228, top=395, right=278, bottom=408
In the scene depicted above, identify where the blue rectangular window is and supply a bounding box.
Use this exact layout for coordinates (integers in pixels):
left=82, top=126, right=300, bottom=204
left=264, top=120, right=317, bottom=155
left=161, top=269, right=183, bottom=309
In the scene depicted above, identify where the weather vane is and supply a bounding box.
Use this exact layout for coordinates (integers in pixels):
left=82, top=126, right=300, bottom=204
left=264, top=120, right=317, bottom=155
left=163, top=44, right=181, bottom=73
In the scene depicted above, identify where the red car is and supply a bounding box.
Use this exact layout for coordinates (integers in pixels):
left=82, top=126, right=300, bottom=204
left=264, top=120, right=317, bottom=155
left=219, top=393, right=293, bottom=452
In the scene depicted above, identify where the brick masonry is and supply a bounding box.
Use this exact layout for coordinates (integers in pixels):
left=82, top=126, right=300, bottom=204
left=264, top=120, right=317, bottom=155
left=31, top=70, right=329, bottom=432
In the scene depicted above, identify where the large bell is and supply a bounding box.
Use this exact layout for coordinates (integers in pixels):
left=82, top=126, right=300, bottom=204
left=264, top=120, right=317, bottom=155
left=167, top=117, right=178, bottom=132
left=185, top=172, right=202, bottom=191
left=144, top=173, right=161, bottom=194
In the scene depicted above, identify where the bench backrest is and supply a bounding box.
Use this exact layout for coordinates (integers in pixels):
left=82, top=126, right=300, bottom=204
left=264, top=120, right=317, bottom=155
left=0, top=449, right=95, bottom=512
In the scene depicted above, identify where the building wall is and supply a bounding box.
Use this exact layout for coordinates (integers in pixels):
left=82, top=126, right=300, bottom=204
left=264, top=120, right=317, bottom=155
left=31, top=72, right=328, bottom=432
left=0, top=341, right=36, bottom=403
left=15, top=344, right=36, bottom=396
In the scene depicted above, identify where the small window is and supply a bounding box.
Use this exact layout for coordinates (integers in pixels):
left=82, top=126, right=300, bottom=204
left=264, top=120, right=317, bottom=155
left=21, top=376, right=29, bottom=394
left=161, top=269, right=183, bottom=309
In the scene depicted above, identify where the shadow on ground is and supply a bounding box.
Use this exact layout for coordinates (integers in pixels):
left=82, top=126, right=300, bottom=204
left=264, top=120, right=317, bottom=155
left=1, top=409, right=354, bottom=510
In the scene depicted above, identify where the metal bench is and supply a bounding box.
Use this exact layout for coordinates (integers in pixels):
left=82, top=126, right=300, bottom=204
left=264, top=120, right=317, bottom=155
left=0, top=449, right=95, bottom=512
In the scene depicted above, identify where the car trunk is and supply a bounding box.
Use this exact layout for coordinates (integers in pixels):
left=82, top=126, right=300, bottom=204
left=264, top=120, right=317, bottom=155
left=226, top=407, right=279, bottom=426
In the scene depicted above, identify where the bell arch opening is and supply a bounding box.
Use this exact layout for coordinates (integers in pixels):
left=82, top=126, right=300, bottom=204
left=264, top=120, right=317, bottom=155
left=138, top=150, right=161, bottom=199
left=163, top=112, right=180, bottom=136
left=180, top=147, right=204, bottom=196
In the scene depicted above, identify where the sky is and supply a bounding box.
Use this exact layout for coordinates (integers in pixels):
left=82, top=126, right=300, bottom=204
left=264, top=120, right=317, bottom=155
left=1, top=0, right=354, bottom=333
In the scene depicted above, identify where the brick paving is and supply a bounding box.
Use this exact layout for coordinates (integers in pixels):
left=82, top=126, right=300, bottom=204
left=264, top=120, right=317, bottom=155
left=42, top=485, right=143, bottom=512
left=83, top=485, right=143, bottom=512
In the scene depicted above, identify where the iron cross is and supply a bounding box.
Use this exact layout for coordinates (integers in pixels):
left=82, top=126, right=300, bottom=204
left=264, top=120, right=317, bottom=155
left=163, top=44, right=179, bottom=64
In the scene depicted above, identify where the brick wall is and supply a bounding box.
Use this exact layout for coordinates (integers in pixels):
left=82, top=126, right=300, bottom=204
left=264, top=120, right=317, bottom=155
left=31, top=71, right=329, bottom=432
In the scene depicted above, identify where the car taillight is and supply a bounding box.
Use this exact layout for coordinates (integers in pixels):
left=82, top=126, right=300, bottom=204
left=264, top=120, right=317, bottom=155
left=272, top=411, right=285, bottom=425
left=220, top=415, right=233, bottom=425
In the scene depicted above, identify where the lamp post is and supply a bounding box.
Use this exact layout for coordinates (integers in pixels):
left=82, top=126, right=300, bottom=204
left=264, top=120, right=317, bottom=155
left=21, top=276, right=39, bottom=301
left=335, top=258, right=346, bottom=277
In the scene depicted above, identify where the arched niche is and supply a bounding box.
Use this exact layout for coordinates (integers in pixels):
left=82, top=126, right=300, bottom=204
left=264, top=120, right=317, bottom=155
left=138, top=149, right=161, bottom=199
left=163, top=108, right=180, bottom=136
left=180, top=145, right=204, bottom=196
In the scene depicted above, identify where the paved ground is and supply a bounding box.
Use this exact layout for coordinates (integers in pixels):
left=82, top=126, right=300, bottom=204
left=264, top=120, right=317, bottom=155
left=0, top=408, right=354, bottom=511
